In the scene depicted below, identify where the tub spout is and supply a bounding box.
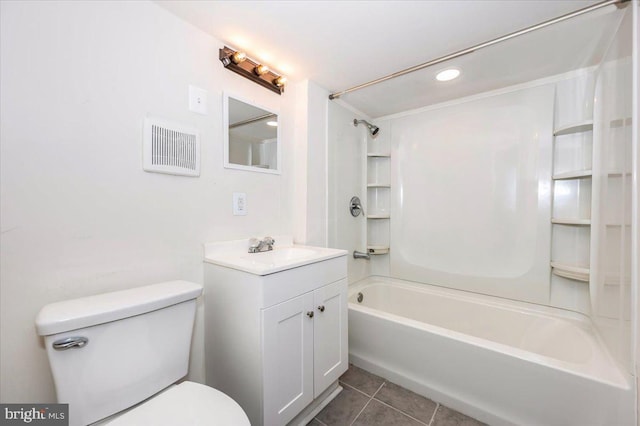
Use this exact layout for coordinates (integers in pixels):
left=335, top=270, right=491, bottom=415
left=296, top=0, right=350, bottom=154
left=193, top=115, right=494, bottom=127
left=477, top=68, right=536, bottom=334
left=353, top=250, right=370, bottom=260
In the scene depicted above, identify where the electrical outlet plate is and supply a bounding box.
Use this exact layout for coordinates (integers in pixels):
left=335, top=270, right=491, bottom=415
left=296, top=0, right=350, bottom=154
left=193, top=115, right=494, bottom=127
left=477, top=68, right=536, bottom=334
left=233, top=192, right=247, bottom=216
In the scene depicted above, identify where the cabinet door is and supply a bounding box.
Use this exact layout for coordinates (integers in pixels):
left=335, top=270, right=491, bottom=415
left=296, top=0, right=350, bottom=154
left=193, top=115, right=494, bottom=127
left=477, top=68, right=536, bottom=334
left=313, top=279, right=348, bottom=396
left=262, top=292, right=314, bottom=426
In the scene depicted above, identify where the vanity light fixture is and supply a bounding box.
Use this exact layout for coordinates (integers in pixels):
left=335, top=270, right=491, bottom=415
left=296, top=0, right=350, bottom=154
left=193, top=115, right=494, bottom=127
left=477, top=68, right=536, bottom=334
left=219, top=46, right=286, bottom=95
left=435, top=68, right=461, bottom=82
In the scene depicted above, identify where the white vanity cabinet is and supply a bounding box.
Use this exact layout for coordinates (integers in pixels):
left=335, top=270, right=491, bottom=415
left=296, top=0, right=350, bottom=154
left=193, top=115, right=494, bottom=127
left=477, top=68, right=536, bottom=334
left=203, top=241, right=348, bottom=426
left=263, top=278, right=347, bottom=425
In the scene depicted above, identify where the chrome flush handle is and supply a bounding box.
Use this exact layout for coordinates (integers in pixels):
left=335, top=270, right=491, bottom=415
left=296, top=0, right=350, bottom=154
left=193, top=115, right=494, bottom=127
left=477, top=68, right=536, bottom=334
left=52, top=337, right=89, bottom=351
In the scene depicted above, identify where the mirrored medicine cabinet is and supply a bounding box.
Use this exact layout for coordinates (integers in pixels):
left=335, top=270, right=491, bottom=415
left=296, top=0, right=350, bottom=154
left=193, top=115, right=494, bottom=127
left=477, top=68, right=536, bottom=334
left=223, top=93, right=281, bottom=174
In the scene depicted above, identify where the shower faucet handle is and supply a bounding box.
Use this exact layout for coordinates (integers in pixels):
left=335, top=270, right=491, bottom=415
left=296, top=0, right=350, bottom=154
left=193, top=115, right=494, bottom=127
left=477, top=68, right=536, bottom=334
left=350, top=196, right=364, bottom=217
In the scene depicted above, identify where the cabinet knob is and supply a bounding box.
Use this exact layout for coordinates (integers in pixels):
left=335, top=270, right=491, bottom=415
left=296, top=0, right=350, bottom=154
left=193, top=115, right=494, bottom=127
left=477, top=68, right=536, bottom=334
left=306, top=311, right=314, bottom=318
left=317, top=305, right=325, bottom=312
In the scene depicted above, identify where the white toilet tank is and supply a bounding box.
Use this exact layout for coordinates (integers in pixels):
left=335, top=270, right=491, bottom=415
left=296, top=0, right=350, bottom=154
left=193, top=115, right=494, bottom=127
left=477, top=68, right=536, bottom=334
left=35, top=280, right=203, bottom=426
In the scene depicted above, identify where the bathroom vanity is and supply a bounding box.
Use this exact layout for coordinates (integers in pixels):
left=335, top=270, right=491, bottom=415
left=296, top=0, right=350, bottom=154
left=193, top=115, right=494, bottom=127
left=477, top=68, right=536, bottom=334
left=203, top=238, right=348, bottom=426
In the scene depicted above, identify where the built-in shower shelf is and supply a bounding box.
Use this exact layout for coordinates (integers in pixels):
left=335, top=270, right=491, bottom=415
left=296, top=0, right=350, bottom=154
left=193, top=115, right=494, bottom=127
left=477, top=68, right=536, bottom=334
left=367, top=246, right=389, bottom=255
left=552, top=170, right=592, bottom=180
left=551, top=218, right=591, bottom=225
left=365, top=134, right=391, bottom=265
left=610, top=117, right=632, bottom=128
left=551, top=262, right=590, bottom=282
left=367, top=214, right=390, bottom=219
left=607, top=171, right=631, bottom=177
left=553, top=120, right=593, bottom=136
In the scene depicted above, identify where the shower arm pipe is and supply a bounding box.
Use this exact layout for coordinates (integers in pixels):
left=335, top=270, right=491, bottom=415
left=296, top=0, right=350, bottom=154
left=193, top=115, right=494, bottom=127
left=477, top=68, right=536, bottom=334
left=328, top=0, right=629, bottom=100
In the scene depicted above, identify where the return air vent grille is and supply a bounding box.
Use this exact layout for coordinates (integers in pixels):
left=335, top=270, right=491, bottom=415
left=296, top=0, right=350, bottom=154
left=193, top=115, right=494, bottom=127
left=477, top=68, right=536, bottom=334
left=143, top=117, right=200, bottom=176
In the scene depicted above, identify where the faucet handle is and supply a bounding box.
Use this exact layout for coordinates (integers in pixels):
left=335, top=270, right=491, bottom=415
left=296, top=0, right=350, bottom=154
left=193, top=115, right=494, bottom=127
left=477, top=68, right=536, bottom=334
left=263, top=236, right=275, bottom=250
left=249, top=238, right=261, bottom=250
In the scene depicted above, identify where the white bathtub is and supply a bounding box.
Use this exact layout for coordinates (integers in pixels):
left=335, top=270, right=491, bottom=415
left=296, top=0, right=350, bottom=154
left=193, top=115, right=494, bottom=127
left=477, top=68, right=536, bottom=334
left=348, top=276, right=634, bottom=426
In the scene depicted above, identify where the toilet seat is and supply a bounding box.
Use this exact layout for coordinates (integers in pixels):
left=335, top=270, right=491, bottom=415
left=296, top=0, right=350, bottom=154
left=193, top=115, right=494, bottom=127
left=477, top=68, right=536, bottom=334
left=105, top=381, right=250, bottom=426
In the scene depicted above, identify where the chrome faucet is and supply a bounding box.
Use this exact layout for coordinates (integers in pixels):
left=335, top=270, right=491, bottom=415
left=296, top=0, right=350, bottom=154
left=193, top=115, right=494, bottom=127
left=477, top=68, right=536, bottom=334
left=248, top=236, right=275, bottom=253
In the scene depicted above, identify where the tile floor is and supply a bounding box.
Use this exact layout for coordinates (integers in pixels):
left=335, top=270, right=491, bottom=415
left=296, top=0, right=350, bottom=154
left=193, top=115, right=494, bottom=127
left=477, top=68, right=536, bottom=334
left=308, top=365, right=486, bottom=426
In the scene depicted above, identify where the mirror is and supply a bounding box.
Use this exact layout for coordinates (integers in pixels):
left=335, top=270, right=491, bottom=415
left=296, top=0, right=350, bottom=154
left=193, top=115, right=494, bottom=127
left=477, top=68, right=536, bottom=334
left=223, top=93, right=280, bottom=174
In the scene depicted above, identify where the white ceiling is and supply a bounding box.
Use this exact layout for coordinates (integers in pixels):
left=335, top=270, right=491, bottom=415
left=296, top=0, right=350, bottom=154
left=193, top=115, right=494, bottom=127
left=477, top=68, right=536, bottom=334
left=155, top=0, right=628, bottom=118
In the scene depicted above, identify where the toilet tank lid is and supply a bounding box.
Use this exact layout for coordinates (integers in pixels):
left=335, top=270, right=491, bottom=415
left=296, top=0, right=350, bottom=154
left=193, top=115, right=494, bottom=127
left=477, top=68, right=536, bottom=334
left=35, top=280, right=203, bottom=336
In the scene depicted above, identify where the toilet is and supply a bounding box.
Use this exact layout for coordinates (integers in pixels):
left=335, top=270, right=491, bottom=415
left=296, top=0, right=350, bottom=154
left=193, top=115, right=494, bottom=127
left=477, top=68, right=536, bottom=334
left=35, top=280, right=250, bottom=426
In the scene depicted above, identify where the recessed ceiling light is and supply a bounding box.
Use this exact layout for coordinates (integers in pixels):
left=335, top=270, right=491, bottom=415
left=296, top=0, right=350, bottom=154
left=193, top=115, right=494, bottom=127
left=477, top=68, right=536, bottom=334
left=436, top=68, right=461, bottom=82
left=266, top=121, right=278, bottom=127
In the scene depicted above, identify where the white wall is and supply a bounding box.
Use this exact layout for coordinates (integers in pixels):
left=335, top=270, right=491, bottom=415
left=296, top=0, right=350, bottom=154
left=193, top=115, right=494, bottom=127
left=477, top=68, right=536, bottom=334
left=289, top=79, right=329, bottom=246
left=630, top=1, right=639, bottom=419
left=327, top=102, right=369, bottom=283
left=0, top=0, right=303, bottom=403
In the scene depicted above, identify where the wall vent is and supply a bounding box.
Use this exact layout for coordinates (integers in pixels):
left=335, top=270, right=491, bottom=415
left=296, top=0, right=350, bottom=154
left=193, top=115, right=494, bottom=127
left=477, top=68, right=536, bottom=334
left=143, top=117, right=200, bottom=176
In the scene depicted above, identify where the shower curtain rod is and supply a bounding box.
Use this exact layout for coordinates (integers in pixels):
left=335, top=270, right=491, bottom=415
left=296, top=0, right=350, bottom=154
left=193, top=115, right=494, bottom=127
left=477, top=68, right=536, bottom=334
left=328, top=0, right=630, bottom=100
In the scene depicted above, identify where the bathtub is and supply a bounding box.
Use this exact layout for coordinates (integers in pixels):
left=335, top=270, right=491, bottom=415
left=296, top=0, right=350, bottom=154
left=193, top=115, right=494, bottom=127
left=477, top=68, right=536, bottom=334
left=348, top=276, right=634, bottom=426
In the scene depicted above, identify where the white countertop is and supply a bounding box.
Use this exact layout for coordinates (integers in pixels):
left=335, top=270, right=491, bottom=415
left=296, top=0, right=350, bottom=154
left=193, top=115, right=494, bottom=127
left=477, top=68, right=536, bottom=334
left=203, top=237, right=348, bottom=275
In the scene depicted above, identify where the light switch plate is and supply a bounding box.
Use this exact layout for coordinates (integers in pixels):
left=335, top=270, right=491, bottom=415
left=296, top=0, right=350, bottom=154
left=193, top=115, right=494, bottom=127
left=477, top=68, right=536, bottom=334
left=233, top=192, right=247, bottom=216
left=189, top=85, right=208, bottom=115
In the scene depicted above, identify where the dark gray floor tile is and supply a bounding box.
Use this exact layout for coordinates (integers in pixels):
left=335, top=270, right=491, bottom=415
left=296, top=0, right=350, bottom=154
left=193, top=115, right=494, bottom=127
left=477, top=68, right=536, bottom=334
left=306, top=419, right=325, bottom=426
left=374, top=381, right=437, bottom=424
left=315, top=385, right=370, bottom=426
left=352, top=399, right=424, bottom=426
left=339, top=364, right=385, bottom=396
left=432, top=405, right=487, bottom=426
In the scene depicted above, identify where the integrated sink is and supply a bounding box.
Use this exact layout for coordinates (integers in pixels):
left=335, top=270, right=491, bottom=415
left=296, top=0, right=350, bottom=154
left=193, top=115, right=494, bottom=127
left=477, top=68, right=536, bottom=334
left=241, top=247, right=319, bottom=265
left=204, top=237, right=347, bottom=275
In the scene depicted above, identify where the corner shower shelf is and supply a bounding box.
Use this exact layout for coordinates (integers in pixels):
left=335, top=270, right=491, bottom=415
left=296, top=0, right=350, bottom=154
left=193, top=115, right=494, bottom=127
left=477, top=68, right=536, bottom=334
left=367, top=214, right=390, bottom=219
left=366, top=147, right=391, bottom=262
left=552, top=170, right=592, bottom=180
left=553, top=120, right=594, bottom=136
left=551, top=218, right=591, bottom=225
left=367, top=246, right=389, bottom=255
left=607, top=171, right=631, bottom=177
left=551, top=262, right=590, bottom=282
left=550, top=114, right=594, bottom=288
left=610, top=117, right=632, bottom=128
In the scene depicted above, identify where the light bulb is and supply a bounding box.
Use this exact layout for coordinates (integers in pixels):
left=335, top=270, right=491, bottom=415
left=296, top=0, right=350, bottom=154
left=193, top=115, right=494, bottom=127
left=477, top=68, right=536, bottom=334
left=254, top=64, right=269, bottom=76
left=273, top=76, right=287, bottom=87
left=231, top=51, right=246, bottom=64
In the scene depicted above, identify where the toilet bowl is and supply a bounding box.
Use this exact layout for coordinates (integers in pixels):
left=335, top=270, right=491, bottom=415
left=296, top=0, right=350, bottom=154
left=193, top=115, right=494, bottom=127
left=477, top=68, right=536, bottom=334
left=35, top=280, right=249, bottom=426
left=99, top=381, right=248, bottom=426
